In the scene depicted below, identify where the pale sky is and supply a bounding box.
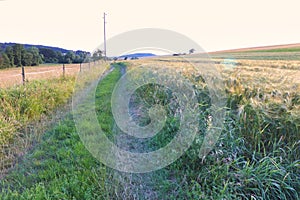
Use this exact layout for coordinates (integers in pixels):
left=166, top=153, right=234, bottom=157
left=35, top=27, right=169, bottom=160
left=0, top=0, right=299, bottom=55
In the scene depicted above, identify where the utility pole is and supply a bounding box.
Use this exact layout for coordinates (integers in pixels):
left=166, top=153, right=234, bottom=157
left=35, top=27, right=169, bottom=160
left=103, top=12, right=107, bottom=60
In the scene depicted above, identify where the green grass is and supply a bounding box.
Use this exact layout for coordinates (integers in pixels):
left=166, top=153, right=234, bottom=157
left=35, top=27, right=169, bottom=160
left=95, top=66, right=122, bottom=140
left=0, top=116, right=108, bottom=199
left=0, top=62, right=299, bottom=199
left=245, top=47, right=300, bottom=53
left=210, top=51, right=300, bottom=60
left=0, top=76, right=75, bottom=142
left=0, top=65, right=121, bottom=199
left=0, top=76, right=75, bottom=173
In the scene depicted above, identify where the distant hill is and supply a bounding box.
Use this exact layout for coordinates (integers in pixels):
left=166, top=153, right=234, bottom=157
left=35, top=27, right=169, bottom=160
left=0, top=42, right=73, bottom=54
left=210, top=43, right=300, bottom=54
left=118, top=53, right=156, bottom=59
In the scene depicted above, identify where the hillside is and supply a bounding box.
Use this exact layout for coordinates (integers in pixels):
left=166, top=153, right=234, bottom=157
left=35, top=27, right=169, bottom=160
left=118, top=53, right=156, bottom=59
left=210, top=43, right=300, bottom=54
left=0, top=42, right=91, bottom=68
left=0, top=42, right=74, bottom=54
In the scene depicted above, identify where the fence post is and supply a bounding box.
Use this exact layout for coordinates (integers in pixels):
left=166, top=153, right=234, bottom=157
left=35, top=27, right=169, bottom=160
left=21, top=65, right=25, bottom=85
left=63, top=64, right=65, bottom=77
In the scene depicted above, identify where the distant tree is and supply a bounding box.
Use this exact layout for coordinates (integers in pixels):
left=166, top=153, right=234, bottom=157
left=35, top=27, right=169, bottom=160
left=0, top=53, right=11, bottom=69
left=12, top=44, right=25, bottom=67
left=39, top=48, right=58, bottom=63
left=64, top=51, right=76, bottom=64
left=74, top=50, right=89, bottom=63
left=27, top=47, right=42, bottom=66
left=5, top=46, right=15, bottom=67
left=92, top=49, right=103, bottom=61
left=74, top=55, right=81, bottom=63
left=189, top=48, right=195, bottom=54
left=22, top=51, right=34, bottom=66
left=39, top=53, right=44, bottom=63
left=55, top=51, right=64, bottom=63
left=0, top=54, right=4, bottom=69
left=0, top=44, right=90, bottom=68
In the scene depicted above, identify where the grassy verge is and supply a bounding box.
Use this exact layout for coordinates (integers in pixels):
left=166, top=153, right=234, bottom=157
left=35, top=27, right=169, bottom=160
left=0, top=116, right=108, bottom=199
left=0, top=77, right=75, bottom=142
left=0, top=76, right=75, bottom=174
left=0, top=64, right=122, bottom=199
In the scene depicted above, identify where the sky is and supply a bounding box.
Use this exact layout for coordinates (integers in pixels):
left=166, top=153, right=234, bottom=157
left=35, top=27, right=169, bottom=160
left=0, top=0, right=300, bottom=56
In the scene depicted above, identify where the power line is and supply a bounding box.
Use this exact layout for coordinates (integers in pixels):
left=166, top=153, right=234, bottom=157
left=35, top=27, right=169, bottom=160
left=103, top=12, right=107, bottom=60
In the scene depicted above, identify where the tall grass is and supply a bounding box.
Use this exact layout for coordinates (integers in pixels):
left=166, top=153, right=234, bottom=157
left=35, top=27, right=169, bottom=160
left=124, top=59, right=300, bottom=199
left=0, top=76, right=75, bottom=175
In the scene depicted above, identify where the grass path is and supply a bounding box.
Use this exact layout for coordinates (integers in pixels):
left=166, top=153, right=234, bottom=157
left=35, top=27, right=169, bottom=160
left=109, top=63, right=159, bottom=199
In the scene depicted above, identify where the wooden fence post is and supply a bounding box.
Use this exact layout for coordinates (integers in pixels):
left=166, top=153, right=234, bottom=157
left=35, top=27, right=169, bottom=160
left=63, top=64, right=65, bottom=77
left=21, top=65, right=25, bottom=85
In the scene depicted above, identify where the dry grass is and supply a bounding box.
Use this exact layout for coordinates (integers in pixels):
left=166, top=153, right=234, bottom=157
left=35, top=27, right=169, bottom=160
left=125, top=56, right=300, bottom=99
left=124, top=57, right=300, bottom=118
left=0, top=63, right=84, bottom=88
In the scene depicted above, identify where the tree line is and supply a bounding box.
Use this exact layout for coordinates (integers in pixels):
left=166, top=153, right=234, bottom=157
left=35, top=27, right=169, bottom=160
left=0, top=43, right=104, bottom=69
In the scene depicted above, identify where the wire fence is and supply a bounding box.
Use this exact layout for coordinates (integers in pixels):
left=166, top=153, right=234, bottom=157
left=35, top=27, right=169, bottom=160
left=0, top=61, right=102, bottom=88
